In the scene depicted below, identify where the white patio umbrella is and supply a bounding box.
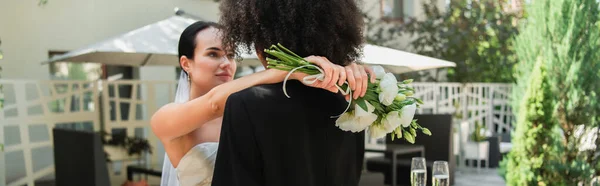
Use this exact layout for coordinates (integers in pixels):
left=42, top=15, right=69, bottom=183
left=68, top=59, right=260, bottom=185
left=42, top=11, right=261, bottom=67
left=43, top=10, right=455, bottom=74
left=361, top=44, right=456, bottom=74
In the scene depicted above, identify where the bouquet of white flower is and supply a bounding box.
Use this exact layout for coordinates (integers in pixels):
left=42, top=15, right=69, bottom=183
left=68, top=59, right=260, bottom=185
left=264, top=44, right=431, bottom=143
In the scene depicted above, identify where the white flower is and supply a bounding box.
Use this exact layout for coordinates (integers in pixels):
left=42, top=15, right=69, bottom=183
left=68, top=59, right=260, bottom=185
left=353, top=102, right=378, bottom=132
left=335, top=102, right=378, bottom=133
left=371, top=65, right=386, bottom=79
left=378, top=73, right=399, bottom=106
left=382, top=111, right=401, bottom=133
left=335, top=112, right=357, bottom=132
left=399, top=103, right=417, bottom=127
left=369, top=124, right=388, bottom=139
left=354, top=114, right=377, bottom=132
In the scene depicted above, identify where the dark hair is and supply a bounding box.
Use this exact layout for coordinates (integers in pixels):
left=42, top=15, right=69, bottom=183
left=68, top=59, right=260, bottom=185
left=178, top=21, right=222, bottom=61
left=219, top=0, right=364, bottom=66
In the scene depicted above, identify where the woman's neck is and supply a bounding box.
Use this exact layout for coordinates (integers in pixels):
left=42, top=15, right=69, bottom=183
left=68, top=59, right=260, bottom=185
left=189, top=86, right=208, bottom=100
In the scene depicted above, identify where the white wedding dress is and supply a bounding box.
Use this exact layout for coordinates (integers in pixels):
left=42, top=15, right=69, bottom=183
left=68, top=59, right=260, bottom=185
left=160, top=72, right=220, bottom=186
left=160, top=142, right=219, bottom=186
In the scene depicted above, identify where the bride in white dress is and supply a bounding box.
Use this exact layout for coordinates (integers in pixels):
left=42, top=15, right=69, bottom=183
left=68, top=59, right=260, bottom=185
left=151, top=21, right=372, bottom=186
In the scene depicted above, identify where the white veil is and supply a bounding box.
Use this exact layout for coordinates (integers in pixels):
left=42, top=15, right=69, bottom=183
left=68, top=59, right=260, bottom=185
left=160, top=71, right=189, bottom=186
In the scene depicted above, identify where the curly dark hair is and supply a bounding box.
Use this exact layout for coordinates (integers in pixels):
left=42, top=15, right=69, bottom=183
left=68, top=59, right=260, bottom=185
left=219, top=0, right=364, bottom=66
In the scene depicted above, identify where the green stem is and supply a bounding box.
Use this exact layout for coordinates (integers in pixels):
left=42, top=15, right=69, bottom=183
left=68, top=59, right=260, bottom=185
left=266, top=51, right=297, bottom=65
left=276, top=43, right=303, bottom=59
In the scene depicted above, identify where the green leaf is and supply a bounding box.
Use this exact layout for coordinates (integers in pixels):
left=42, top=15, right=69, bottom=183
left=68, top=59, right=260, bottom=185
left=416, top=98, right=424, bottom=105
left=355, top=98, right=368, bottom=112
left=371, top=101, right=385, bottom=113
left=402, top=79, right=414, bottom=84
left=368, top=81, right=379, bottom=89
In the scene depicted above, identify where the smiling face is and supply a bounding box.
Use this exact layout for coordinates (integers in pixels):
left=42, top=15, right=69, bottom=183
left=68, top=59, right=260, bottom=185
left=180, top=26, right=237, bottom=93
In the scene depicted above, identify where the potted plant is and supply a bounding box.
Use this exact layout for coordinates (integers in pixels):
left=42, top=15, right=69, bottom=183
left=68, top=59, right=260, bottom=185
left=467, top=121, right=490, bottom=168
left=470, top=121, right=489, bottom=142
left=101, top=130, right=152, bottom=162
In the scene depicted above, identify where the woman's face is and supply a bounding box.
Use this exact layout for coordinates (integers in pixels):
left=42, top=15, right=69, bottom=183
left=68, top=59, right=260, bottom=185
left=181, top=27, right=237, bottom=92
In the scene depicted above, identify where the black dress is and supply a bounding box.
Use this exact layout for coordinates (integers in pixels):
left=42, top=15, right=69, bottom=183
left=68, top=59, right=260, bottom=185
left=212, top=80, right=364, bottom=186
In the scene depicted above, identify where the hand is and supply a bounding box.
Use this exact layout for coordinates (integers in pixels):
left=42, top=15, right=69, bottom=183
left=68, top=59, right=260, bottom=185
left=344, top=63, right=376, bottom=100
left=300, top=57, right=376, bottom=100
left=266, top=65, right=339, bottom=93
left=272, top=56, right=376, bottom=98
left=299, top=56, right=344, bottom=93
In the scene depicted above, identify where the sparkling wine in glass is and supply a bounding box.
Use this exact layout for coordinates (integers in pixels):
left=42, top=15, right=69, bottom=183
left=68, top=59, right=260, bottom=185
left=411, top=157, right=427, bottom=186
left=432, top=161, right=450, bottom=186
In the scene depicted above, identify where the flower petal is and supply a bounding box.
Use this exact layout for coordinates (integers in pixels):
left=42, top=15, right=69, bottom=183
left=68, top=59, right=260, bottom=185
left=353, top=112, right=378, bottom=132
left=378, top=73, right=399, bottom=106
left=382, top=111, right=401, bottom=133
left=371, top=65, right=386, bottom=79
left=369, top=124, right=388, bottom=139
left=399, top=103, right=417, bottom=127
left=335, top=112, right=355, bottom=132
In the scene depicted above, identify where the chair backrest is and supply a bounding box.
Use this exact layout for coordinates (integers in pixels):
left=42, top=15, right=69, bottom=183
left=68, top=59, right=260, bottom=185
left=500, top=132, right=512, bottom=143
left=385, top=114, right=455, bottom=164
left=53, top=128, right=109, bottom=186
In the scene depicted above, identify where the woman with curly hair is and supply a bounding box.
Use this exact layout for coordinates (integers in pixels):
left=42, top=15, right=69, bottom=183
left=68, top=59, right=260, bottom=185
left=219, top=0, right=370, bottom=97
left=211, top=0, right=370, bottom=186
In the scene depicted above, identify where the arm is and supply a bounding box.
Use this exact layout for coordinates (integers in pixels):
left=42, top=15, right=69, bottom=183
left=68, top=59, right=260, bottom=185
left=211, top=93, right=263, bottom=186
left=151, top=68, right=287, bottom=141
left=151, top=58, right=373, bottom=141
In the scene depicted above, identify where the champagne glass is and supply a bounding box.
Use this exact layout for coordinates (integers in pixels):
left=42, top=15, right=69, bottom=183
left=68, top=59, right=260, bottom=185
left=411, top=157, right=427, bottom=186
left=432, top=161, right=450, bottom=186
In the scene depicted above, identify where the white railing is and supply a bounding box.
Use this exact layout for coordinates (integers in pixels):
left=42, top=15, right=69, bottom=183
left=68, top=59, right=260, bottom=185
left=413, top=83, right=514, bottom=133
left=1, top=80, right=514, bottom=185
left=101, top=80, right=177, bottom=168
left=0, top=80, right=100, bottom=186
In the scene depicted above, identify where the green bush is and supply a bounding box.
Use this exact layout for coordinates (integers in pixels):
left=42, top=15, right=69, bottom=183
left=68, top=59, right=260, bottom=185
left=506, top=0, right=600, bottom=185
left=366, top=0, right=523, bottom=83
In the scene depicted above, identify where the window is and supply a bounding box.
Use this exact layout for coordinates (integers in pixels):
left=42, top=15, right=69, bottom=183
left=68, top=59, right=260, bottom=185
left=381, top=0, right=404, bottom=22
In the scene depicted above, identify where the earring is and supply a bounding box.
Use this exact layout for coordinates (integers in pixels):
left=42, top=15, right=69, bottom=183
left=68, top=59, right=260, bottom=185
left=187, top=73, right=191, bottom=82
